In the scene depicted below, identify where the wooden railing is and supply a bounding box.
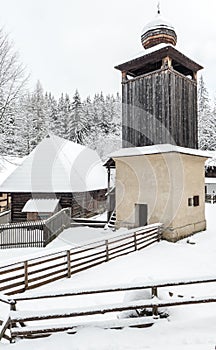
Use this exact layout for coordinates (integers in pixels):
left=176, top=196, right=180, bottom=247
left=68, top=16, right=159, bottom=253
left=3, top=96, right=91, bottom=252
left=0, top=223, right=162, bottom=295
left=43, top=208, right=71, bottom=245
left=1, top=275, right=216, bottom=342
left=0, top=208, right=71, bottom=249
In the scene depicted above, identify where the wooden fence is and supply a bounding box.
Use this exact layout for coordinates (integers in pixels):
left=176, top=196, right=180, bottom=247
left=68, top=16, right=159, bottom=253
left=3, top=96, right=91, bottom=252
left=43, top=208, right=71, bottom=245
left=0, top=210, right=11, bottom=225
left=1, top=275, right=216, bottom=341
left=0, top=208, right=71, bottom=249
left=0, top=223, right=162, bottom=295
left=71, top=217, right=107, bottom=228
left=205, top=194, right=216, bottom=203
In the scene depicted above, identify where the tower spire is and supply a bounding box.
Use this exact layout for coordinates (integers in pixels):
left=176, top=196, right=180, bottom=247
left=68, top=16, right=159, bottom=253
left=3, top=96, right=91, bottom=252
left=157, top=2, right=160, bottom=15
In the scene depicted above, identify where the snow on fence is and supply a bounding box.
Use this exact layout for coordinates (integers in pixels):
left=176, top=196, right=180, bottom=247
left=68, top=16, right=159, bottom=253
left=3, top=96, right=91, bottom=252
left=1, top=275, right=216, bottom=342
left=0, top=208, right=71, bottom=249
left=0, top=223, right=163, bottom=295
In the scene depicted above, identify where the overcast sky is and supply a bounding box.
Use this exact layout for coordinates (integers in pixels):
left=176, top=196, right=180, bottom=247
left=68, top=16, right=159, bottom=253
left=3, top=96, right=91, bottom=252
left=0, top=0, right=216, bottom=100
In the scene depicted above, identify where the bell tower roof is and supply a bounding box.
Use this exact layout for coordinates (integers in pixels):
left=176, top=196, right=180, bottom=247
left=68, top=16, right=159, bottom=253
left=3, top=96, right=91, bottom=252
left=115, top=45, right=203, bottom=79
left=141, top=6, right=177, bottom=49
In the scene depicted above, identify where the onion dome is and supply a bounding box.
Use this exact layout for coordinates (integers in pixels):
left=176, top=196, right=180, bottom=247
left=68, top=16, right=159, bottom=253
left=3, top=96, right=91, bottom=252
left=141, top=7, right=177, bottom=50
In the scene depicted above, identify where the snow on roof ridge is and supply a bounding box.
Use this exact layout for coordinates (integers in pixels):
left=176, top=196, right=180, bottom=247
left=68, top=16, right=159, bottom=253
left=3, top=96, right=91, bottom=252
left=109, top=144, right=211, bottom=159
left=0, top=134, right=107, bottom=193
left=141, top=13, right=175, bottom=35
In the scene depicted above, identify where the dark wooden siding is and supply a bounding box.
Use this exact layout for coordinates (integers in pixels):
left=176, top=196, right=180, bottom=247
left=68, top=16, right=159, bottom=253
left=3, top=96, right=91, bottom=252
left=122, top=68, right=198, bottom=149
left=11, top=193, right=29, bottom=222
left=11, top=190, right=107, bottom=222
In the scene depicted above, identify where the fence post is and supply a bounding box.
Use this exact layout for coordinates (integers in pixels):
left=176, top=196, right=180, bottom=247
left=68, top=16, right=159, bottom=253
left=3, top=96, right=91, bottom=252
left=24, top=261, right=28, bottom=290
left=105, top=240, right=109, bottom=261
left=9, top=300, right=19, bottom=329
left=158, top=225, right=163, bottom=242
left=152, top=286, right=158, bottom=317
left=10, top=300, right=16, bottom=312
left=66, top=250, right=71, bottom=278
left=134, top=232, right=137, bottom=251
left=43, top=224, right=49, bottom=247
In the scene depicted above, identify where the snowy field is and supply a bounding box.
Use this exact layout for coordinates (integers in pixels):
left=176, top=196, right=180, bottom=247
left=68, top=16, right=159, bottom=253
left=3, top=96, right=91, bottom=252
left=1, top=204, right=216, bottom=349
left=0, top=224, right=127, bottom=267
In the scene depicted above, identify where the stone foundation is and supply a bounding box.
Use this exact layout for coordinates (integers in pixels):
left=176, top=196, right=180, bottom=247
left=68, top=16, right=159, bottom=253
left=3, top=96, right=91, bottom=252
left=163, top=220, right=206, bottom=242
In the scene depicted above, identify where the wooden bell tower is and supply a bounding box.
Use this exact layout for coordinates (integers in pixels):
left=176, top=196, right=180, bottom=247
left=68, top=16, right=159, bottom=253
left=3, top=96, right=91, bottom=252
left=115, top=9, right=203, bottom=149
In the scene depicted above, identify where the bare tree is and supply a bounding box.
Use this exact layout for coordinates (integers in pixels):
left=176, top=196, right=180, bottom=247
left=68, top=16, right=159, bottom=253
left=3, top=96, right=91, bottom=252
left=0, top=27, right=28, bottom=153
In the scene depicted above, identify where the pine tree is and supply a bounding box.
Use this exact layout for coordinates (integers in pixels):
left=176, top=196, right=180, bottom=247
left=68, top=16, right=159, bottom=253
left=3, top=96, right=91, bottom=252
left=210, top=96, right=216, bottom=150
left=3, top=104, right=16, bottom=155
left=83, top=92, right=121, bottom=159
left=30, top=81, right=46, bottom=148
left=44, top=92, right=59, bottom=134
left=198, top=76, right=214, bottom=150
left=17, top=93, right=35, bottom=155
left=9, top=84, right=122, bottom=158
left=70, top=90, right=87, bottom=144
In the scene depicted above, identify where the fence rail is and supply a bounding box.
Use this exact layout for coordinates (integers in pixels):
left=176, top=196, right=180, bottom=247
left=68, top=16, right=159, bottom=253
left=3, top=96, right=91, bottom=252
left=0, top=223, right=162, bottom=295
left=71, top=217, right=107, bottom=228
left=1, top=275, right=216, bottom=342
left=0, top=208, right=71, bottom=249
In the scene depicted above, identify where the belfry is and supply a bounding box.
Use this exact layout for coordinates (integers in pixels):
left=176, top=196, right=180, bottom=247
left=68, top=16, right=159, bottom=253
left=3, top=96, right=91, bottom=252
left=115, top=6, right=203, bottom=148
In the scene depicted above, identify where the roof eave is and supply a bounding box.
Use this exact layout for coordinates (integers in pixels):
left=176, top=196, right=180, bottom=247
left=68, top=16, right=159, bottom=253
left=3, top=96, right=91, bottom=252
left=114, top=45, right=203, bottom=75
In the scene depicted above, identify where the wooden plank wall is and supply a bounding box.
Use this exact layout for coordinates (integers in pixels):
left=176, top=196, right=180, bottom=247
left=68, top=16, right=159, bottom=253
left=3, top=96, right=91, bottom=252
left=11, top=189, right=107, bottom=222
left=11, top=193, right=29, bottom=222
left=122, top=68, right=198, bottom=149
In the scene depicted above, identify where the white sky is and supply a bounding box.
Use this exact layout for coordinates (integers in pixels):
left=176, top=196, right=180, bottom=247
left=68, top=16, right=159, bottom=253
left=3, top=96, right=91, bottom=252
left=0, top=0, right=216, bottom=99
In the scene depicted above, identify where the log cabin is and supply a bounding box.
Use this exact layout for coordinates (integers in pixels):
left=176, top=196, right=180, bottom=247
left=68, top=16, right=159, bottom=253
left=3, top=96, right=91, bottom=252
left=0, top=134, right=107, bottom=222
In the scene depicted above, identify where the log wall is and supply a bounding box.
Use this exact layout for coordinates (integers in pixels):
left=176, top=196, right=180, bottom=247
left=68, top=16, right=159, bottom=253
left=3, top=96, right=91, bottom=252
left=11, top=189, right=107, bottom=222
left=122, top=68, right=198, bottom=149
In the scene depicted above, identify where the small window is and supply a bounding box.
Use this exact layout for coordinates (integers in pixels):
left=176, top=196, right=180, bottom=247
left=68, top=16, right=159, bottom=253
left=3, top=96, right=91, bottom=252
left=188, top=198, right=193, bottom=206
left=193, top=195, right=199, bottom=207
left=38, top=213, right=50, bottom=220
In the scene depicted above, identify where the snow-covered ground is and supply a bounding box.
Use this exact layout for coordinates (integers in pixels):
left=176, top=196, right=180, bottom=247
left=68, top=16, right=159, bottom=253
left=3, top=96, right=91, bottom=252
left=0, top=223, right=127, bottom=267
left=1, top=204, right=216, bottom=349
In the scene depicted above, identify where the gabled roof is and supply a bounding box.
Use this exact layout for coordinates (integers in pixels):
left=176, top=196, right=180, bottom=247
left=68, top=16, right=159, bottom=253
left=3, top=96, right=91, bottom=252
left=109, top=144, right=211, bottom=159
left=0, top=134, right=107, bottom=193
left=22, top=199, right=59, bottom=213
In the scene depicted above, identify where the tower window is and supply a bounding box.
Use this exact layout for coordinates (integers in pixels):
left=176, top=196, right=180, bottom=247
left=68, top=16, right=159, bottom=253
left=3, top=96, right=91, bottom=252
left=193, top=196, right=199, bottom=207
left=188, top=198, right=193, bottom=206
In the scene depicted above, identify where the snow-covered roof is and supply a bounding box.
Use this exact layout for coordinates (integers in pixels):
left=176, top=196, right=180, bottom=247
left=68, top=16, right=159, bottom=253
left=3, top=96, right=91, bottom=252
left=0, top=134, right=107, bottom=193
left=141, top=13, right=175, bottom=35
left=109, top=144, right=211, bottom=159
left=22, top=199, right=59, bottom=213
left=205, top=177, right=216, bottom=184
left=0, top=156, right=24, bottom=186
